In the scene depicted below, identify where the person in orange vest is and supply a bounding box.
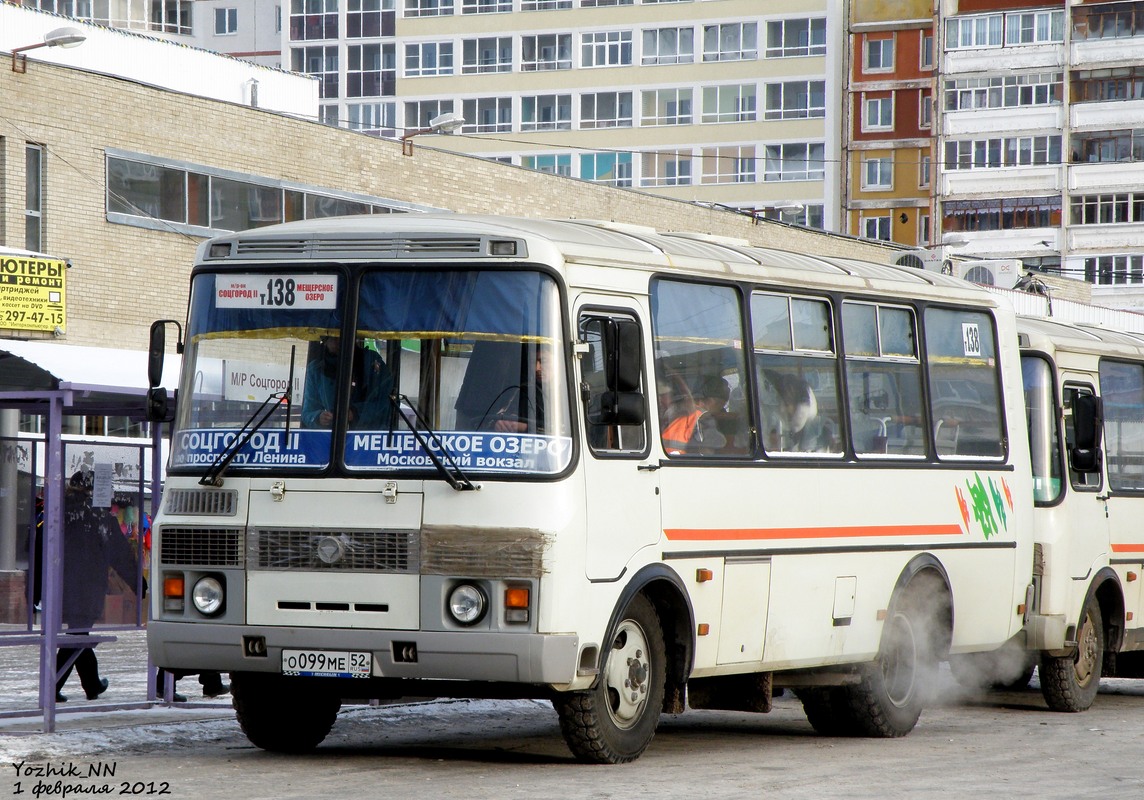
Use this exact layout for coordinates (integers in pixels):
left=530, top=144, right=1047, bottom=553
left=662, top=375, right=729, bottom=455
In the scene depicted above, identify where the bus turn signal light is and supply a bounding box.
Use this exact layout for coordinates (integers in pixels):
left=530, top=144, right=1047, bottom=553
left=504, top=586, right=530, bottom=624
left=163, top=572, right=185, bottom=613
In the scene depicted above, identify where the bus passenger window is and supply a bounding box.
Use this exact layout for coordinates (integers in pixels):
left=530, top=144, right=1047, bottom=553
left=651, top=279, right=749, bottom=457
left=753, top=293, right=842, bottom=456
left=924, top=307, right=1004, bottom=460
left=843, top=302, right=925, bottom=458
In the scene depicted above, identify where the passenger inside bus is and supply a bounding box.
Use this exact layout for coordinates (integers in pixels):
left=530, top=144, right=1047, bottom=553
left=301, top=335, right=393, bottom=429
left=662, top=374, right=733, bottom=455
left=763, top=371, right=833, bottom=453
left=454, top=341, right=555, bottom=434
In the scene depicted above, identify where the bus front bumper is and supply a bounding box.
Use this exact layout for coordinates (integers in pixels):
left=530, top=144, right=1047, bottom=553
left=147, top=621, right=581, bottom=686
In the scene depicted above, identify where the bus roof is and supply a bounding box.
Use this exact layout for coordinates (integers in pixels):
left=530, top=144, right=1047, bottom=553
left=196, top=214, right=1000, bottom=307
left=1018, top=315, right=1144, bottom=355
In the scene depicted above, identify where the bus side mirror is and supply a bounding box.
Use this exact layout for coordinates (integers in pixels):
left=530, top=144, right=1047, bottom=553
left=147, top=387, right=174, bottom=423
left=606, top=319, right=642, bottom=393
left=1069, top=393, right=1103, bottom=474
left=148, top=321, right=166, bottom=389
left=600, top=390, right=645, bottom=426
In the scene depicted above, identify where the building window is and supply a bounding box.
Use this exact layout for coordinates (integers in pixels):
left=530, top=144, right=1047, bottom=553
left=641, top=88, right=693, bottom=125
left=580, top=152, right=633, bottom=186
left=756, top=204, right=825, bottom=229
left=862, top=156, right=893, bottom=189
left=292, top=46, right=339, bottom=99
left=522, top=0, right=571, bottom=8
left=862, top=216, right=892, bottom=240
left=320, top=104, right=339, bottom=126
left=521, top=94, right=572, bottom=131
left=462, top=36, right=512, bottom=73
left=921, top=32, right=933, bottom=68
left=703, top=22, right=757, bottom=61
left=642, top=26, right=694, bottom=65
left=462, top=97, right=513, bottom=133
left=105, top=152, right=410, bottom=235
left=405, top=41, right=453, bottom=77
left=1072, top=67, right=1144, bottom=102
left=1073, top=129, right=1144, bottom=162
left=25, top=144, right=43, bottom=252
left=462, top=0, right=511, bottom=12
left=920, top=93, right=932, bottom=128
left=943, top=196, right=1061, bottom=232
left=944, top=135, right=1063, bottom=169
left=521, top=154, right=572, bottom=176
left=918, top=213, right=931, bottom=244
left=701, top=145, right=756, bottom=184
left=151, top=0, right=193, bottom=35
left=863, top=95, right=893, bottom=130
left=405, top=0, right=454, bottom=17
left=348, top=102, right=397, bottom=136
left=864, top=36, right=894, bottom=71
left=919, top=153, right=931, bottom=188
left=348, top=0, right=386, bottom=38
left=765, top=18, right=826, bottom=57
left=1070, top=193, right=1144, bottom=225
left=215, top=7, right=237, bottom=34
left=290, top=0, right=337, bottom=41
left=1085, top=255, right=1144, bottom=285
left=701, top=84, right=757, bottom=123
left=581, top=0, right=633, bottom=6
left=581, top=91, right=634, bottom=128
left=1075, top=4, right=1144, bottom=40
left=764, top=80, right=826, bottom=120
left=405, top=99, right=455, bottom=129
left=1005, top=9, right=1064, bottom=45
left=641, top=150, right=693, bottom=187
left=582, top=30, right=633, bottom=67
left=944, top=72, right=1063, bottom=111
left=763, top=143, right=825, bottom=182
left=521, top=34, right=573, bottom=71
left=946, top=14, right=1003, bottom=50
left=348, top=44, right=385, bottom=97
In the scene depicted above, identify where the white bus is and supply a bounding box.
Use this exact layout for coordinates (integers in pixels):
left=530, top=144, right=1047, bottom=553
left=146, top=215, right=1034, bottom=763
left=989, top=316, right=1144, bottom=710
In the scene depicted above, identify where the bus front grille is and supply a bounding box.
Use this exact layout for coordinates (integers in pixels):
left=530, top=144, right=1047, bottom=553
left=159, top=527, right=244, bottom=567
left=250, top=528, right=419, bottom=573
left=163, top=488, right=238, bottom=516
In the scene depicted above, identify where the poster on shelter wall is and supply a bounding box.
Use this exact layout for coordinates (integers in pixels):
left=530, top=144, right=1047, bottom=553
left=0, top=255, right=67, bottom=333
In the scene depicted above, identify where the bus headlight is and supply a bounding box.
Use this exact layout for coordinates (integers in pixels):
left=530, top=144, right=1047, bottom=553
left=192, top=576, right=225, bottom=616
left=447, top=583, right=486, bottom=626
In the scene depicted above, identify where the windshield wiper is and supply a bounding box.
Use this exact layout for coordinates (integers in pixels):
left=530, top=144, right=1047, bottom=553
left=200, top=346, right=296, bottom=487
left=389, top=392, right=477, bottom=492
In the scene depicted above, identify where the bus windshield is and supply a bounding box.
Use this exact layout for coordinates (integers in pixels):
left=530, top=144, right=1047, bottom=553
left=170, top=268, right=572, bottom=477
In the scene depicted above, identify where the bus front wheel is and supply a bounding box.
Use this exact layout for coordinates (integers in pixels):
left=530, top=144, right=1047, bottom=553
left=1040, top=600, right=1104, bottom=712
left=554, top=594, right=667, bottom=764
left=231, top=672, right=341, bottom=753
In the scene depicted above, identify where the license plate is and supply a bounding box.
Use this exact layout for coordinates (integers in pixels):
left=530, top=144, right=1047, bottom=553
left=281, top=649, right=372, bottom=678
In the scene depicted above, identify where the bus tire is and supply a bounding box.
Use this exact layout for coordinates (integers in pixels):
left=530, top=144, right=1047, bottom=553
left=1040, top=600, right=1104, bottom=712
left=841, top=581, right=946, bottom=738
left=795, top=687, right=861, bottom=737
left=554, top=594, right=666, bottom=764
left=231, top=672, right=341, bottom=753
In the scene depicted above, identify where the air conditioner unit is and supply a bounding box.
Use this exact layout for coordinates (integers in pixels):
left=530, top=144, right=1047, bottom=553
left=953, top=259, right=1022, bottom=290
left=894, top=248, right=951, bottom=274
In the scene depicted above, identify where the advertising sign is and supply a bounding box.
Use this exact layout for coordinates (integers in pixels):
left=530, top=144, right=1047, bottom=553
left=0, top=254, right=67, bottom=333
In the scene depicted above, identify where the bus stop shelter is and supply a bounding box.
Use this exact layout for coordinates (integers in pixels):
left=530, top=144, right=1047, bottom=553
left=0, top=339, right=177, bottom=731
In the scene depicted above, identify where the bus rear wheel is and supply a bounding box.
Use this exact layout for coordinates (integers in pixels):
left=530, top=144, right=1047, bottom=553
left=231, top=672, right=341, bottom=753
left=554, top=594, right=666, bottom=764
left=838, top=582, right=946, bottom=738
left=1040, top=600, right=1104, bottom=712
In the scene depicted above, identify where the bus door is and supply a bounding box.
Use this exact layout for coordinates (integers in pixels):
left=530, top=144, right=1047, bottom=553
left=1061, top=378, right=1109, bottom=581
left=576, top=307, right=661, bottom=580
left=1095, top=361, right=1144, bottom=636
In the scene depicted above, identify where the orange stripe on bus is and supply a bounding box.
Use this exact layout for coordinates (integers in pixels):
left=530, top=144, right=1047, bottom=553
left=663, top=524, right=965, bottom=541
left=1111, top=544, right=1144, bottom=553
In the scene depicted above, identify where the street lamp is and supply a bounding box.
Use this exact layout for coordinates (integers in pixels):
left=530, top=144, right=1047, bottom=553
left=11, top=27, right=87, bottom=73
left=401, top=112, right=466, bottom=156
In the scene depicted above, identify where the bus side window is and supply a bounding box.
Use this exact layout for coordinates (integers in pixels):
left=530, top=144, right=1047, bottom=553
left=1064, top=384, right=1103, bottom=490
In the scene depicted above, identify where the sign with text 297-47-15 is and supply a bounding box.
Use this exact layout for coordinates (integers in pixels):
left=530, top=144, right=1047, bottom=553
left=0, top=255, right=67, bottom=333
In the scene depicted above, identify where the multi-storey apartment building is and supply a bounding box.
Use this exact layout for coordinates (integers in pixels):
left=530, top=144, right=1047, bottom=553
left=276, top=0, right=847, bottom=230
left=844, top=0, right=936, bottom=248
